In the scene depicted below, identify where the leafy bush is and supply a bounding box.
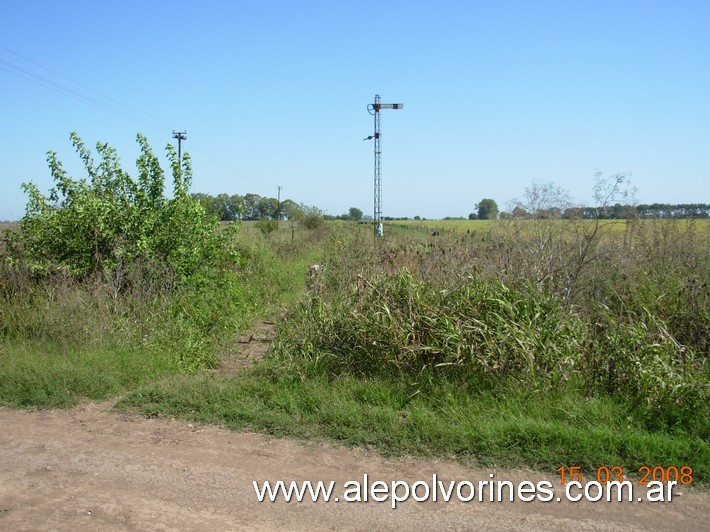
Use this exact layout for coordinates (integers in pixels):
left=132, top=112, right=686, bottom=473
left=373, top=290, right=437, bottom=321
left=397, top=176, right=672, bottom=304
left=1, top=133, right=247, bottom=376
left=5, top=133, right=238, bottom=287
left=256, top=217, right=278, bottom=235
left=300, top=205, right=325, bottom=230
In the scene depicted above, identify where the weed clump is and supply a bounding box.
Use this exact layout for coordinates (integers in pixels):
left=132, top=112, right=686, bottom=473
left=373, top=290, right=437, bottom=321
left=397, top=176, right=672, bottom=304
left=1, top=133, right=247, bottom=383
left=272, top=227, right=709, bottom=434
left=277, top=272, right=581, bottom=386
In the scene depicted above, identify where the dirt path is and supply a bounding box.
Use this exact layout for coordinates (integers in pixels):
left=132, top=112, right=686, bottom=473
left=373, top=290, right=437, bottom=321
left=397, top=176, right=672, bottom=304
left=217, top=320, right=277, bottom=374
left=1, top=403, right=707, bottom=531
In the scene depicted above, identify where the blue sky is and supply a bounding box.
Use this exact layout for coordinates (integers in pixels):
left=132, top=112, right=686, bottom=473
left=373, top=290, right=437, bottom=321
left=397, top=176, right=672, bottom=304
left=1, top=0, right=708, bottom=220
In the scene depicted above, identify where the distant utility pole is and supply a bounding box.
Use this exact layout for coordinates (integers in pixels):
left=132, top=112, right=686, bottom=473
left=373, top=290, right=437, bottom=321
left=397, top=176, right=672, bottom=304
left=172, top=130, right=187, bottom=166
left=276, top=185, right=282, bottom=220
left=366, top=95, right=403, bottom=240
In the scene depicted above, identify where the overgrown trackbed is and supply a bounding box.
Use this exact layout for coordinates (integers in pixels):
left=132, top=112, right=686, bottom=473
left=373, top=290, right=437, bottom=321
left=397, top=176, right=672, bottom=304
left=217, top=320, right=277, bottom=374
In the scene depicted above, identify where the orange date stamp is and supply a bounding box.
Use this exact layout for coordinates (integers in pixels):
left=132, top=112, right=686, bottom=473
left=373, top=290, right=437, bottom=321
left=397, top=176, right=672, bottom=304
left=556, top=465, right=693, bottom=486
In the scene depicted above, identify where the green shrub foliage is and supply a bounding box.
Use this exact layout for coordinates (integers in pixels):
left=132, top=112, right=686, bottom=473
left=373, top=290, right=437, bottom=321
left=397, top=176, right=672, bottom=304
left=273, top=231, right=709, bottom=432
left=7, top=133, right=238, bottom=287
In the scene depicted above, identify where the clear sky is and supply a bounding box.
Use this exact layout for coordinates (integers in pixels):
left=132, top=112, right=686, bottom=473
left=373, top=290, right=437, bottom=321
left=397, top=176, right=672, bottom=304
left=1, top=0, right=708, bottom=221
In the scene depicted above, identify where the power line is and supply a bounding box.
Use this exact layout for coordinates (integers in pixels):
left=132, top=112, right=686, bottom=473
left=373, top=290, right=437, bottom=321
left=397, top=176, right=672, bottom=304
left=0, top=60, right=154, bottom=127
left=0, top=44, right=176, bottom=131
left=0, top=45, right=244, bottom=176
left=189, top=138, right=244, bottom=174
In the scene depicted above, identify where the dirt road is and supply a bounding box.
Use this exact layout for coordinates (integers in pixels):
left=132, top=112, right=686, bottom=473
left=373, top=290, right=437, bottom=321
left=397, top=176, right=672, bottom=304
left=1, top=403, right=707, bottom=531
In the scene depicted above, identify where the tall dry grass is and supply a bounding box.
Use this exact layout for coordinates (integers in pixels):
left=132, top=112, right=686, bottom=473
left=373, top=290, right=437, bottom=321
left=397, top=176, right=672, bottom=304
left=271, top=220, right=709, bottom=433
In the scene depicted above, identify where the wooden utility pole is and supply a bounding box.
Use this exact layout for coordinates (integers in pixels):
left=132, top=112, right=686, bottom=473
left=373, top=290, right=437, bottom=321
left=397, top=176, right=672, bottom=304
left=172, top=130, right=187, bottom=168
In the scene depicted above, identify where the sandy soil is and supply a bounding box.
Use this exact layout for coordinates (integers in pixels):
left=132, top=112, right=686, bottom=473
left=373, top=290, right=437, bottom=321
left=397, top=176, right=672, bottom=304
left=1, top=402, right=707, bottom=531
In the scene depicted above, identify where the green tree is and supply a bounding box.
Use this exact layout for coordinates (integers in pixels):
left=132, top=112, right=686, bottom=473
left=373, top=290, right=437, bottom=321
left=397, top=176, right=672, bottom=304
left=280, top=199, right=302, bottom=220
left=7, top=133, right=237, bottom=286
left=230, top=194, right=245, bottom=220
left=347, top=207, right=363, bottom=221
left=257, top=196, right=279, bottom=219
left=242, top=193, right=262, bottom=220
left=476, top=198, right=499, bottom=220
left=215, top=192, right=238, bottom=221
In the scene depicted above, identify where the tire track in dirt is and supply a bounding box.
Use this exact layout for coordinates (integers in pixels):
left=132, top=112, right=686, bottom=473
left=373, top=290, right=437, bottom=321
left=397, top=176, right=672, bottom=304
left=1, top=403, right=708, bottom=531
left=2, top=313, right=707, bottom=530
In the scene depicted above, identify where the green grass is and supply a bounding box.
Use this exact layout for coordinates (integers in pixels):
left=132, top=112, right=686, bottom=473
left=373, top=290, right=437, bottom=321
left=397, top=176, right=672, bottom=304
left=3, top=218, right=709, bottom=486
left=117, top=370, right=709, bottom=483
left=0, top=339, right=179, bottom=408
left=232, top=228, right=322, bottom=310
left=0, top=222, right=330, bottom=408
left=388, top=217, right=710, bottom=236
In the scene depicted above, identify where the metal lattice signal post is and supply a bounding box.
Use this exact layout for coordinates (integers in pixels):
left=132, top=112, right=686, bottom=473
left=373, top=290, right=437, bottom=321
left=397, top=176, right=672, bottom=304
left=276, top=185, right=282, bottom=221
left=366, top=95, right=403, bottom=239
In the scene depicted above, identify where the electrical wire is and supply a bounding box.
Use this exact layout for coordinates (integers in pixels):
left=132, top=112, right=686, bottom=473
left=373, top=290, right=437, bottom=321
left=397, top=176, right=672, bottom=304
left=0, top=60, right=158, bottom=129
left=0, top=44, right=244, bottom=176
left=0, top=44, right=175, bottom=131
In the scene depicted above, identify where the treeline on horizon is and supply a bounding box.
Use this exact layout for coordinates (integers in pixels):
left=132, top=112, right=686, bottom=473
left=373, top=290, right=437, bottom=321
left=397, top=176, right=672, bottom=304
left=191, top=193, right=710, bottom=222
left=191, top=193, right=362, bottom=222
left=561, top=203, right=710, bottom=220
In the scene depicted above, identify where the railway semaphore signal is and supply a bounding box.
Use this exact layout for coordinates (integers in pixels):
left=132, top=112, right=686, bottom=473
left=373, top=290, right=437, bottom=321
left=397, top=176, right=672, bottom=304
left=366, top=94, right=403, bottom=240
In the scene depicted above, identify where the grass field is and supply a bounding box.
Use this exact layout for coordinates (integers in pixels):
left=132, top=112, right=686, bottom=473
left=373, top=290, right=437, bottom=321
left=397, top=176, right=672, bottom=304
left=2, top=217, right=709, bottom=484
left=389, top=217, right=710, bottom=236
left=389, top=219, right=494, bottom=235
